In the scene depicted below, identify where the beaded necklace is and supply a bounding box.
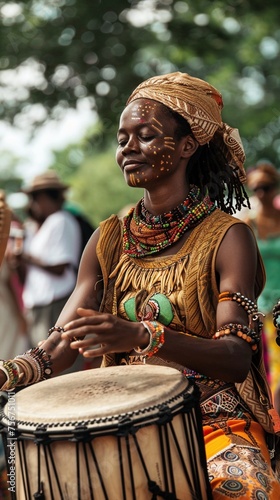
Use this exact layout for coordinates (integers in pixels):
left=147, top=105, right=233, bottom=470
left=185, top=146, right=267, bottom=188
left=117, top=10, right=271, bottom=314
left=123, top=185, right=216, bottom=257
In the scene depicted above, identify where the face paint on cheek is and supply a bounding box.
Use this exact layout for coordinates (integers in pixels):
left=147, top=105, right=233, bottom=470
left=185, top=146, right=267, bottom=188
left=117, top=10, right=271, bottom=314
left=149, top=146, right=172, bottom=173
left=158, top=154, right=173, bottom=172
left=164, top=136, right=175, bottom=151
left=148, top=145, right=158, bottom=156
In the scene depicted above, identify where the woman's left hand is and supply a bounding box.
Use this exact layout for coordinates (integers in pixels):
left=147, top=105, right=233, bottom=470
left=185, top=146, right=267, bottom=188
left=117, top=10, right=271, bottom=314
left=61, top=307, right=145, bottom=358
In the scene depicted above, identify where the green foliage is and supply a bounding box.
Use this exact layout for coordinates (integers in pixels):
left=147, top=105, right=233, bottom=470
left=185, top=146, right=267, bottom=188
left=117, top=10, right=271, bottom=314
left=1, top=0, right=280, bottom=213
left=0, top=170, right=22, bottom=193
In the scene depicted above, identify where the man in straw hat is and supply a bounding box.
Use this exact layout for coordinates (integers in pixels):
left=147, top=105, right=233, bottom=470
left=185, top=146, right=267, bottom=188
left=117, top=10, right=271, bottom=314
left=13, top=170, right=81, bottom=348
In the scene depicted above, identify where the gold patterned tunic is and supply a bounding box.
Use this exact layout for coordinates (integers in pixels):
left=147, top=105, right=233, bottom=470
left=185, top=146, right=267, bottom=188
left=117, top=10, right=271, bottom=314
left=96, top=210, right=278, bottom=436
left=95, top=210, right=280, bottom=495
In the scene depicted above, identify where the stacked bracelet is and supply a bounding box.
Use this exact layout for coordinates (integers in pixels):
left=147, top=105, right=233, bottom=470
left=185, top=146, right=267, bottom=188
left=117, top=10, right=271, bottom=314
left=134, top=320, right=165, bottom=358
left=14, top=356, right=39, bottom=385
left=15, top=352, right=43, bottom=385
left=20, top=347, right=53, bottom=380
left=0, top=347, right=53, bottom=391
left=0, top=360, right=21, bottom=391
left=218, top=291, right=258, bottom=316
left=213, top=323, right=260, bottom=351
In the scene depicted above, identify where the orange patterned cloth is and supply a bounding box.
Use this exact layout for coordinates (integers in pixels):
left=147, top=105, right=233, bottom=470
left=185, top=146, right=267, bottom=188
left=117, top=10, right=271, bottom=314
left=204, top=419, right=280, bottom=498
left=127, top=72, right=246, bottom=183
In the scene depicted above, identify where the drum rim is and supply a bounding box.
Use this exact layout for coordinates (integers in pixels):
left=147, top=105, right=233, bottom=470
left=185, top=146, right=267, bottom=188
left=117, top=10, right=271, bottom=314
left=0, top=381, right=199, bottom=436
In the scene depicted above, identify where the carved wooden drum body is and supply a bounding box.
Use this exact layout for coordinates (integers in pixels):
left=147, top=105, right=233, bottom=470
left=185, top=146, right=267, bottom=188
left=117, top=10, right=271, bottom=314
left=1, top=365, right=211, bottom=499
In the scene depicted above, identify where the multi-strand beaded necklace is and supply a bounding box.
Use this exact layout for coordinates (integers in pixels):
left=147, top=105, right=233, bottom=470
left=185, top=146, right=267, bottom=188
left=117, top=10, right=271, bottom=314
left=123, top=185, right=216, bottom=257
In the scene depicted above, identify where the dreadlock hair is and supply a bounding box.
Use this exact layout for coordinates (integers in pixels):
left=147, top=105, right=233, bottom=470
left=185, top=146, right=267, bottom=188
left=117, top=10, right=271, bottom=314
left=187, top=142, right=250, bottom=214
left=162, top=105, right=250, bottom=215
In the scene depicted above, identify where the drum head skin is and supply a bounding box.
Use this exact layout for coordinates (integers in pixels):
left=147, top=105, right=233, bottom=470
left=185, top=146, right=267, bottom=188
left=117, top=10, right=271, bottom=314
left=8, top=365, right=192, bottom=431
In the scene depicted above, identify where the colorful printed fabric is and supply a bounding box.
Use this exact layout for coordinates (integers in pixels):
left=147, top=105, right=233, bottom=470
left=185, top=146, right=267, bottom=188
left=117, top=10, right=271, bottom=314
left=204, top=419, right=280, bottom=499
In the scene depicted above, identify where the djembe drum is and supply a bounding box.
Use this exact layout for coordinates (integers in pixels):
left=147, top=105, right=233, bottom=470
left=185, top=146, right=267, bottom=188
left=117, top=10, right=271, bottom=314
left=1, top=365, right=212, bottom=500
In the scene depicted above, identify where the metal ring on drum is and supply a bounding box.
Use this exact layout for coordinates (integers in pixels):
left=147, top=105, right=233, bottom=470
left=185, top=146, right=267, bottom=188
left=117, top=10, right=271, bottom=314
left=0, top=365, right=212, bottom=500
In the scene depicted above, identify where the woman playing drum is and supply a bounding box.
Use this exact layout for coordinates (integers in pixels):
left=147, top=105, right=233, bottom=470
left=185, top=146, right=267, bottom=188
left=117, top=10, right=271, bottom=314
left=1, top=72, right=280, bottom=498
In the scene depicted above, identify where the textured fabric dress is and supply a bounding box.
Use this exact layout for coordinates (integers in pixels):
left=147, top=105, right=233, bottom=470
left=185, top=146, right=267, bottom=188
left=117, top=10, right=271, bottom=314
left=96, top=210, right=280, bottom=498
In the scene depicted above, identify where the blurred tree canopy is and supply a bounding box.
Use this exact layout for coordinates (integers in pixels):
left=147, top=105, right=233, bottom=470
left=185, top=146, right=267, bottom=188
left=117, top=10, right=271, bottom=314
left=1, top=0, right=280, bottom=221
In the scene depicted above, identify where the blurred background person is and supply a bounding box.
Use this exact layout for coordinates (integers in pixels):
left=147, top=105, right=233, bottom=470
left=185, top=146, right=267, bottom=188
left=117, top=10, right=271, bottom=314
left=0, top=214, right=29, bottom=360
left=12, top=170, right=82, bottom=349
left=0, top=191, right=27, bottom=360
left=242, top=162, right=280, bottom=409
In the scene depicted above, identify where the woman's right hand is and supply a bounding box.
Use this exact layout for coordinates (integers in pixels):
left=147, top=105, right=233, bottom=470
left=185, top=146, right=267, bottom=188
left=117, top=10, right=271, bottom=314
left=61, top=307, right=149, bottom=358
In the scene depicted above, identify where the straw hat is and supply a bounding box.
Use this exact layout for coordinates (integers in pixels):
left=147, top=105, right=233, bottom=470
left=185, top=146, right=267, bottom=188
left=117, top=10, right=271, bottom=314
left=22, top=170, right=68, bottom=194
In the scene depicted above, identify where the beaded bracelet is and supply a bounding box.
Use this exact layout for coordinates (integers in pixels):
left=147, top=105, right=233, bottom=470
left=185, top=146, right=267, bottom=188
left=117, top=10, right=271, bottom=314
left=213, top=323, right=260, bottom=351
left=134, top=320, right=165, bottom=358
left=218, top=292, right=258, bottom=316
left=14, top=347, right=52, bottom=386
left=48, top=325, right=65, bottom=337
left=272, top=299, right=280, bottom=346
left=0, top=360, right=21, bottom=391
left=25, top=347, right=53, bottom=379
left=14, top=357, right=37, bottom=385
left=49, top=324, right=78, bottom=343
left=15, top=354, right=42, bottom=385
left=0, top=348, right=53, bottom=390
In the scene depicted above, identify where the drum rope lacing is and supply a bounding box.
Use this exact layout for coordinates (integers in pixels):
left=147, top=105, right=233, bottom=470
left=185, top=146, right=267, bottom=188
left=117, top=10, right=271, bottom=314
left=2, top=381, right=211, bottom=500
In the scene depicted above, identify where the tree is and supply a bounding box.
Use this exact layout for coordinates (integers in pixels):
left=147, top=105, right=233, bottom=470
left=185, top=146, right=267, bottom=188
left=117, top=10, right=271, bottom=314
left=1, top=0, right=280, bottom=190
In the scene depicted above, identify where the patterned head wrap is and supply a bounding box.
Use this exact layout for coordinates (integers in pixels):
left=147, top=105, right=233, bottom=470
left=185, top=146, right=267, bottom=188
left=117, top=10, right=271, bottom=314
left=127, top=72, right=246, bottom=183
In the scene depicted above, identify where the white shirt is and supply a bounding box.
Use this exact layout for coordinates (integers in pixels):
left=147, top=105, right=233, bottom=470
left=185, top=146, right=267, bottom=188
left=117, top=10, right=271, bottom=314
left=23, top=211, right=81, bottom=308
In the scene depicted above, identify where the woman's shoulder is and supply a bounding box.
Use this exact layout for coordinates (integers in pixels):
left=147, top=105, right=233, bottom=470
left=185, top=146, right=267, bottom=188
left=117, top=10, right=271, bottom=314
left=99, top=214, right=123, bottom=240
left=214, top=210, right=260, bottom=255
left=97, top=215, right=123, bottom=270
left=99, top=213, right=121, bottom=227
left=200, top=208, right=248, bottom=235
